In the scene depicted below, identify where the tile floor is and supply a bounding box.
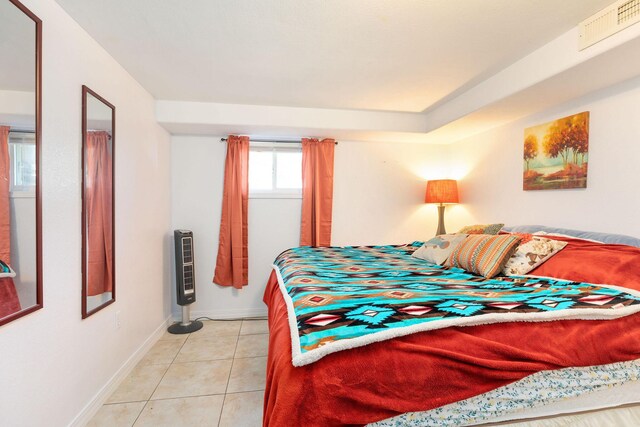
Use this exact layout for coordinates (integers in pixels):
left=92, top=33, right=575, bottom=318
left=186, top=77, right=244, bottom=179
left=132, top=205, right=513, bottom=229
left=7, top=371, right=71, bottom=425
left=87, top=319, right=269, bottom=427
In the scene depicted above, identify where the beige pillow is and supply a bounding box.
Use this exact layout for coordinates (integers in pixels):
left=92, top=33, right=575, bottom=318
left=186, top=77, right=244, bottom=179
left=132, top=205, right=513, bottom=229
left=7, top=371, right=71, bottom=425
left=412, top=234, right=468, bottom=265
left=457, top=223, right=504, bottom=235
left=502, top=235, right=568, bottom=276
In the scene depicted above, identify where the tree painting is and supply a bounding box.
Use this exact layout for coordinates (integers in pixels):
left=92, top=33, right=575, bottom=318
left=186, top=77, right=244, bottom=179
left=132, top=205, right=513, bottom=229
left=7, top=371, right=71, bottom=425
left=523, top=134, right=538, bottom=171
left=523, top=111, right=589, bottom=191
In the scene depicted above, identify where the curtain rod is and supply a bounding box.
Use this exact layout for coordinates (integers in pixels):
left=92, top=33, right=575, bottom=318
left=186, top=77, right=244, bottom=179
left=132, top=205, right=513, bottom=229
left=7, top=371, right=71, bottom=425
left=88, top=129, right=112, bottom=139
left=220, top=137, right=338, bottom=145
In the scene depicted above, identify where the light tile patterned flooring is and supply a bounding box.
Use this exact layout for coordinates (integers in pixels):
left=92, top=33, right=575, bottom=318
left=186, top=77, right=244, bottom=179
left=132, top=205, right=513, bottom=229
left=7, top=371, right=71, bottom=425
left=87, top=319, right=269, bottom=427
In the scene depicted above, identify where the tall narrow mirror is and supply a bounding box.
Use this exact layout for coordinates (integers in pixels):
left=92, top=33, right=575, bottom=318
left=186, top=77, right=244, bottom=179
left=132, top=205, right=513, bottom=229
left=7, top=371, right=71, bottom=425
left=0, top=0, right=42, bottom=327
left=82, top=86, right=115, bottom=318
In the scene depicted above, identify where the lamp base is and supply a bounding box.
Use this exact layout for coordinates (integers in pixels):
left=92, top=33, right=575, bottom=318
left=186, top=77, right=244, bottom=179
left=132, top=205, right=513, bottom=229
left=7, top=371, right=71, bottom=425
left=435, top=204, right=447, bottom=236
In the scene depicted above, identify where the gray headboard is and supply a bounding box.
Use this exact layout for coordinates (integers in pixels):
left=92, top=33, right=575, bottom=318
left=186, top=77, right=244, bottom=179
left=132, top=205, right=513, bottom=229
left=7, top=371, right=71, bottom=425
left=502, top=225, right=640, bottom=248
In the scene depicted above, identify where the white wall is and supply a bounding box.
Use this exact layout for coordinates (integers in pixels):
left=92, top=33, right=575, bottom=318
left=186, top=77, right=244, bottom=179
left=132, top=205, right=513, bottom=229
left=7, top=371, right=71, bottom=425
left=0, top=1, right=172, bottom=426
left=332, top=141, right=453, bottom=245
left=0, top=90, right=34, bottom=128
left=171, top=136, right=449, bottom=316
left=448, top=76, right=640, bottom=237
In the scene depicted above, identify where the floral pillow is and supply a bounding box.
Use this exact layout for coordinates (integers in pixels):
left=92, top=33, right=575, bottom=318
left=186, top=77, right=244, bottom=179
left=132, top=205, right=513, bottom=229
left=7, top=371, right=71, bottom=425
left=502, top=235, right=568, bottom=276
left=412, top=234, right=468, bottom=265
left=457, top=223, right=504, bottom=235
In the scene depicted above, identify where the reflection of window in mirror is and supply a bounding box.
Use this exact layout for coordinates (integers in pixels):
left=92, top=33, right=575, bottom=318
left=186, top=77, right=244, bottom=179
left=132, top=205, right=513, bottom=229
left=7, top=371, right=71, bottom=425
left=0, top=0, right=42, bottom=328
left=8, top=132, right=36, bottom=194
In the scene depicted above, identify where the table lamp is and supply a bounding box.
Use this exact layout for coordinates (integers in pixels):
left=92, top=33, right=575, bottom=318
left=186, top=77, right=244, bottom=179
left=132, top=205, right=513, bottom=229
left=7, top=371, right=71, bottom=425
left=425, top=179, right=459, bottom=235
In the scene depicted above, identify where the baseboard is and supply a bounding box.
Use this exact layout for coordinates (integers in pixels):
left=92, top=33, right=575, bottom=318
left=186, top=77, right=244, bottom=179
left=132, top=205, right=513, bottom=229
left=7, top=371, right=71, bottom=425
left=69, top=315, right=173, bottom=427
left=181, top=307, right=268, bottom=321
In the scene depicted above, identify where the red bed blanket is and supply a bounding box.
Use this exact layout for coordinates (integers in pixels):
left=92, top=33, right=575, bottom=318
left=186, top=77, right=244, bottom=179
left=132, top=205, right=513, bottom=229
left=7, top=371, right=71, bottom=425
left=263, top=237, right=640, bottom=427
left=0, top=277, right=21, bottom=319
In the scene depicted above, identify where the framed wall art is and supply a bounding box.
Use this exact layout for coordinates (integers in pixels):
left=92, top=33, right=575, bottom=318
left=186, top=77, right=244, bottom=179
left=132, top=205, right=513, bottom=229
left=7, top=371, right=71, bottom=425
left=523, top=111, right=589, bottom=191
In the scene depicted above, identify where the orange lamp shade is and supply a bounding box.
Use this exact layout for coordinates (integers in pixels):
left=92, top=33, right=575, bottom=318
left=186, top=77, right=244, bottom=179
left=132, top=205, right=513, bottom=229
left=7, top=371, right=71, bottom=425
left=425, top=179, right=459, bottom=204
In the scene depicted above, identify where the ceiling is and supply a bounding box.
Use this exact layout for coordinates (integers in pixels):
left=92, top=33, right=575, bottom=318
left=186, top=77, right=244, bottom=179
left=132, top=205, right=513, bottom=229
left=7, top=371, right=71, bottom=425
left=55, top=0, right=613, bottom=113
left=0, top=0, right=36, bottom=92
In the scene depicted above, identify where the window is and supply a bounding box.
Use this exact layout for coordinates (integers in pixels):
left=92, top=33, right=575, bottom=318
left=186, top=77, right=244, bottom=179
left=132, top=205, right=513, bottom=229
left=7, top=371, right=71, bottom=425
left=248, top=142, right=302, bottom=198
left=8, top=132, right=36, bottom=196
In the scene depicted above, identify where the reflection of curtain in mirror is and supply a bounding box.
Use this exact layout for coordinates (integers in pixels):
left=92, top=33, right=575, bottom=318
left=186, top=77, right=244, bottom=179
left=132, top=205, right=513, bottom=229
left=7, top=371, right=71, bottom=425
left=0, top=126, right=21, bottom=317
left=0, top=126, right=11, bottom=263
left=86, top=131, right=113, bottom=296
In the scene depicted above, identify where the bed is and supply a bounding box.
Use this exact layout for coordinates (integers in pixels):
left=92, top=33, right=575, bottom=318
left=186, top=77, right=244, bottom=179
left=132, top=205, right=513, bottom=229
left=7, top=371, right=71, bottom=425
left=262, top=227, right=640, bottom=426
left=0, top=277, right=21, bottom=319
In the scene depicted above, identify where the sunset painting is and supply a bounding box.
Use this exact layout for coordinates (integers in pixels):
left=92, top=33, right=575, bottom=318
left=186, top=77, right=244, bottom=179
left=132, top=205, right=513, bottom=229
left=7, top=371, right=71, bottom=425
left=523, top=111, right=589, bottom=191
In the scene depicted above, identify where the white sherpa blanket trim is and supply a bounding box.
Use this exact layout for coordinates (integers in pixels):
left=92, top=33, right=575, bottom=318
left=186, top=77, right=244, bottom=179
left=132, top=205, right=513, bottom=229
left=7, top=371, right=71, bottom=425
left=0, top=266, right=16, bottom=278
left=272, top=265, right=640, bottom=368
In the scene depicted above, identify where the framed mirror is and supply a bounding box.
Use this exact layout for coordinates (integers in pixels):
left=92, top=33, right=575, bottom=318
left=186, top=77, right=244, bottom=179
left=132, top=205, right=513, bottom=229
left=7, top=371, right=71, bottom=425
left=0, top=0, right=42, bottom=327
left=82, top=86, right=115, bottom=318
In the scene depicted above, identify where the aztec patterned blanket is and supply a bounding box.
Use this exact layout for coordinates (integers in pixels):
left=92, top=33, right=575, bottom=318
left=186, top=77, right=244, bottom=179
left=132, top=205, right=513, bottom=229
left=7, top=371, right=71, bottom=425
left=273, top=243, right=640, bottom=366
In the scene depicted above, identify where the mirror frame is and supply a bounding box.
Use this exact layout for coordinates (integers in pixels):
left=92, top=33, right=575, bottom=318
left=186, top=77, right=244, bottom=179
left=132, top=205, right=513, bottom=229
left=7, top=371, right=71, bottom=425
left=0, top=0, right=43, bottom=328
left=81, top=85, right=115, bottom=319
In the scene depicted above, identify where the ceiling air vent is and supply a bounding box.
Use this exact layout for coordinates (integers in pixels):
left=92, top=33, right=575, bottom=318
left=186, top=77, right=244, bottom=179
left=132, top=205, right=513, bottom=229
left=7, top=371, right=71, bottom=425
left=579, top=0, right=640, bottom=50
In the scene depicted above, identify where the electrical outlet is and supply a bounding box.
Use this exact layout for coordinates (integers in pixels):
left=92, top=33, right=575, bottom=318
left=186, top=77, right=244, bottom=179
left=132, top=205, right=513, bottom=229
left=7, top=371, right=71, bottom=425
left=115, top=311, right=121, bottom=329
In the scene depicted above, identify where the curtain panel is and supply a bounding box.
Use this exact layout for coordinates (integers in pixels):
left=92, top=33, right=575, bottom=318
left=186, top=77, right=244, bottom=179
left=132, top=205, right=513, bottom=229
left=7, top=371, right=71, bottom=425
left=300, top=138, right=335, bottom=247
left=213, top=135, right=250, bottom=288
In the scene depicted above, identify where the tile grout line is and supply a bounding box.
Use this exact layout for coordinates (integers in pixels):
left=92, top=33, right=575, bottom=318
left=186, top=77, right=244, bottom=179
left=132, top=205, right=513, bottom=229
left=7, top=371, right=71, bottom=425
left=148, top=333, right=191, bottom=397
left=90, top=320, right=268, bottom=426
left=129, top=331, right=192, bottom=425
left=101, top=399, right=148, bottom=406
left=130, top=400, right=150, bottom=427
left=217, top=320, right=244, bottom=427
left=224, top=387, right=266, bottom=395
left=136, top=391, right=234, bottom=402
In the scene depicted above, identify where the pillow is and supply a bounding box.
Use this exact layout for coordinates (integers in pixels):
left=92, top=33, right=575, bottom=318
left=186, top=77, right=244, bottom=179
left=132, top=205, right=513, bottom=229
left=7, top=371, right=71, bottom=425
left=457, top=223, right=504, bottom=235
left=445, top=234, right=521, bottom=278
left=501, top=231, right=535, bottom=243
left=412, top=234, right=468, bottom=265
left=0, top=260, right=16, bottom=278
left=502, top=235, right=568, bottom=276
left=532, top=231, right=603, bottom=244
left=501, top=225, right=640, bottom=248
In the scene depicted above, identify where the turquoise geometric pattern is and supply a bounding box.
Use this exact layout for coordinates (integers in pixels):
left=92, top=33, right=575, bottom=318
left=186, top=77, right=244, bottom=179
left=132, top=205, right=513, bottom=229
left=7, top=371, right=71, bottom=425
left=274, top=243, right=640, bottom=366
left=527, top=296, right=575, bottom=311
left=437, top=300, right=485, bottom=316
left=346, top=305, right=396, bottom=325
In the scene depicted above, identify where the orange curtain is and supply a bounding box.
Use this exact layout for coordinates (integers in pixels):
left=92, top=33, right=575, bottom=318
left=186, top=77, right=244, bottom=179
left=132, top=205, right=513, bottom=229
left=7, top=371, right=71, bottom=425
left=300, top=138, right=335, bottom=247
left=86, top=131, right=113, bottom=296
left=0, top=126, right=10, bottom=264
left=213, top=135, right=249, bottom=288
left=0, top=126, right=21, bottom=317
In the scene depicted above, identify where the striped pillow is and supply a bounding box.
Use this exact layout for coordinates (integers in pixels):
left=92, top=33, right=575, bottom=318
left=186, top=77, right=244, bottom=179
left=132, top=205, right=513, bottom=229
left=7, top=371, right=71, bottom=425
left=445, top=234, right=522, bottom=278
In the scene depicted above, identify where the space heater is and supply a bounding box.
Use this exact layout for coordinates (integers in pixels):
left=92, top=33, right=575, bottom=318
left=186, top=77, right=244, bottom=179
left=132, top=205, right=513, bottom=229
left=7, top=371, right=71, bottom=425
left=168, top=230, right=203, bottom=334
